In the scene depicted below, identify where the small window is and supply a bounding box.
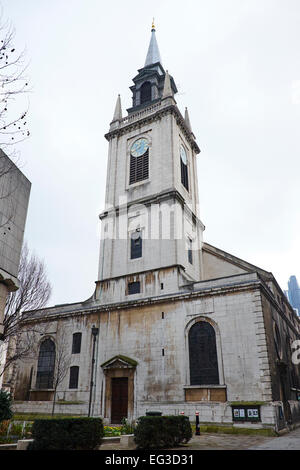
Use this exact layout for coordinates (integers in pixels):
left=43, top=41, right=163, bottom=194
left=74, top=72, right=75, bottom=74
left=188, top=238, right=193, bottom=265
left=69, top=366, right=79, bottom=389
left=72, top=333, right=82, bottom=354
left=128, top=281, right=140, bottom=295
left=131, top=233, right=142, bottom=259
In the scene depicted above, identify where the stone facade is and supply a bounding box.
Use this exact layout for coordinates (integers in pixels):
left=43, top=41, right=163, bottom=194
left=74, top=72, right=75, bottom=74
left=8, top=27, right=300, bottom=431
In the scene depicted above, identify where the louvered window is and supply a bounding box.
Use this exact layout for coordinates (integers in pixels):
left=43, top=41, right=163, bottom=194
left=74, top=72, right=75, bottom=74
left=181, top=158, right=189, bottom=191
left=129, top=149, right=149, bottom=185
left=69, top=366, right=79, bottom=389
left=189, top=322, right=219, bottom=385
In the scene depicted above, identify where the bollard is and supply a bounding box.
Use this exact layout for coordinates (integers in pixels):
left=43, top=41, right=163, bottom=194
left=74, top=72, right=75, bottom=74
left=195, top=411, right=200, bottom=436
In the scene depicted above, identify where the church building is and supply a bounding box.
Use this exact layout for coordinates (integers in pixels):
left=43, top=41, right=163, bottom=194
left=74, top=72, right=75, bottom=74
left=7, top=24, right=300, bottom=431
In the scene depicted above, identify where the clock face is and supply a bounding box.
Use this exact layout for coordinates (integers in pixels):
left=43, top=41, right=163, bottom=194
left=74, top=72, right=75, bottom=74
left=131, top=138, right=149, bottom=157
left=180, top=144, right=187, bottom=165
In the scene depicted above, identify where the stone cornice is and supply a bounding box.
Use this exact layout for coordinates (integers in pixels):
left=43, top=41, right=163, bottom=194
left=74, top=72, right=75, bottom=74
left=105, top=102, right=200, bottom=154
left=21, top=274, right=266, bottom=325
left=99, top=188, right=204, bottom=229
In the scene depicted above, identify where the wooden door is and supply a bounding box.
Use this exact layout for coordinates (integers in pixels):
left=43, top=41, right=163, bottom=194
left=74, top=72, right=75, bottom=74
left=111, top=377, right=128, bottom=424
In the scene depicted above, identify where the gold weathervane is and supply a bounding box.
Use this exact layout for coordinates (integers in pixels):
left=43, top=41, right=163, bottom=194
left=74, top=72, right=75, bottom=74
left=152, top=18, right=155, bottom=30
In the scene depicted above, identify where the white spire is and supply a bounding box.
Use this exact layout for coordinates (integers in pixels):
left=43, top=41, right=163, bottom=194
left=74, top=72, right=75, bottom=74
left=144, top=22, right=162, bottom=67
left=112, top=94, right=122, bottom=122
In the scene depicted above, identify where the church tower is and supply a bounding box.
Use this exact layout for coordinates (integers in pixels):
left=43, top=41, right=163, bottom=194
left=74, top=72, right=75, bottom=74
left=96, top=23, right=204, bottom=303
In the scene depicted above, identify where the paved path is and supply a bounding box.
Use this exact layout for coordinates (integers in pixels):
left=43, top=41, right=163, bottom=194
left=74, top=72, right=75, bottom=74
left=248, top=427, right=300, bottom=450
left=100, top=428, right=300, bottom=451
left=99, top=433, right=273, bottom=451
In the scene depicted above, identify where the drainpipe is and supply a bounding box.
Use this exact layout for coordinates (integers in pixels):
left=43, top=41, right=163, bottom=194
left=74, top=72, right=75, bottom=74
left=88, top=325, right=99, bottom=417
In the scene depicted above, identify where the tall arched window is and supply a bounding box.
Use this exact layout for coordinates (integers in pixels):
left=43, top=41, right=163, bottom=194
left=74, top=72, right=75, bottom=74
left=188, top=321, right=219, bottom=385
left=140, top=81, right=152, bottom=104
left=36, top=338, right=55, bottom=389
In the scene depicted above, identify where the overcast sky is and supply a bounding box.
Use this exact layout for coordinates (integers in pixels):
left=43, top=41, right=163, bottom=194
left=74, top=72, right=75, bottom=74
left=1, top=0, right=300, bottom=306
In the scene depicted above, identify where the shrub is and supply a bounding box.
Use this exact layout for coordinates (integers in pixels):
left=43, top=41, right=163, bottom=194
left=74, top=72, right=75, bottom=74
left=121, top=418, right=135, bottom=435
left=8, top=421, right=23, bottom=438
left=28, top=417, right=104, bottom=450
left=134, top=415, right=192, bottom=449
left=0, top=390, right=13, bottom=423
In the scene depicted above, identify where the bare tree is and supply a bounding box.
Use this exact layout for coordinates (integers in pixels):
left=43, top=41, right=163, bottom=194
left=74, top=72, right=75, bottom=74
left=0, top=10, right=30, bottom=229
left=51, top=329, right=71, bottom=415
left=0, top=243, right=52, bottom=381
left=0, top=12, right=30, bottom=156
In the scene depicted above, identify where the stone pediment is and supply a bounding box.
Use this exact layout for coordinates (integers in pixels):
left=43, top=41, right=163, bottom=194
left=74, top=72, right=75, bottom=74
left=101, top=355, right=138, bottom=370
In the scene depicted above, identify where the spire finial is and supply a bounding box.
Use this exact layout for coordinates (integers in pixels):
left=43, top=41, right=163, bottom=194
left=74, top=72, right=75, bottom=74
left=151, top=18, right=155, bottom=31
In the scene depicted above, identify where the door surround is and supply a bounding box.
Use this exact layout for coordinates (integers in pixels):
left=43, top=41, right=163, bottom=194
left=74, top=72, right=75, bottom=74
left=101, top=355, right=137, bottom=423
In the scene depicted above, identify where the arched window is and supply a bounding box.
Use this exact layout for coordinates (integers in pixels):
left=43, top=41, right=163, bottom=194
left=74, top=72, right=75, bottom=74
left=273, top=323, right=282, bottom=359
left=188, top=321, right=219, bottom=385
left=140, top=81, right=152, bottom=104
left=36, top=338, right=55, bottom=389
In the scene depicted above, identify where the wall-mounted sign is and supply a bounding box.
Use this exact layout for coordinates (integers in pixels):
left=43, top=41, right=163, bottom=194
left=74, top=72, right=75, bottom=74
left=232, top=405, right=261, bottom=422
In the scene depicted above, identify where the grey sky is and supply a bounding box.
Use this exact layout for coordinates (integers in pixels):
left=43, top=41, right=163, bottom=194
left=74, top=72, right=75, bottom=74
left=1, top=0, right=299, bottom=306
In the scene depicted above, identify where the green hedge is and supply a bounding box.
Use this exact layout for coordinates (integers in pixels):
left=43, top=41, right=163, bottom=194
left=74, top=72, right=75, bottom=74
left=28, top=417, right=104, bottom=450
left=134, top=415, right=192, bottom=449
left=0, top=390, right=13, bottom=423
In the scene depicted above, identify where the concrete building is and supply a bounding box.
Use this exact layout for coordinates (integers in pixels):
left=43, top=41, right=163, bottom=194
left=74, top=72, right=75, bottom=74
left=8, top=25, right=300, bottom=431
left=0, top=150, right=31, bottom=387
